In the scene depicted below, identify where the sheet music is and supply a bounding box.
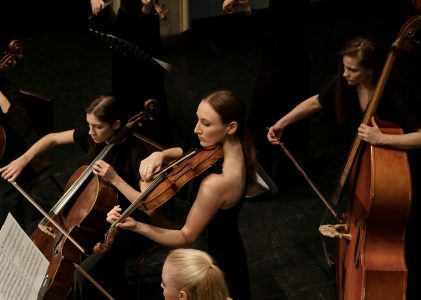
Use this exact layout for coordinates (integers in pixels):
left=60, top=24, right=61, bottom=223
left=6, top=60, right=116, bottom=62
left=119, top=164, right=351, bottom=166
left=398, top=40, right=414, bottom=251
left=0, top=213, right=49, bottom=300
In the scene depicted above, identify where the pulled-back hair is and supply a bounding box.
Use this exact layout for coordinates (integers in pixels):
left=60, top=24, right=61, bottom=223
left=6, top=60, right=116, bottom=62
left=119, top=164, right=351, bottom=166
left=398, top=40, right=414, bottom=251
left=165, top=248, right=230, bottom=300
left=84, top=94, right=124, bottom=159
left=202, top=89, right=256, bottom=182
left=85, top=94, right=124, bottom=125
left=334, top=37, right=383, bottom=126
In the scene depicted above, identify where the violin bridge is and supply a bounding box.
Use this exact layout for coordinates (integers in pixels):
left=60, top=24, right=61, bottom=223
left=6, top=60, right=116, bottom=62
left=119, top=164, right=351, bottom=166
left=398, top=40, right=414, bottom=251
left=319, top=224, right=351, bottom=240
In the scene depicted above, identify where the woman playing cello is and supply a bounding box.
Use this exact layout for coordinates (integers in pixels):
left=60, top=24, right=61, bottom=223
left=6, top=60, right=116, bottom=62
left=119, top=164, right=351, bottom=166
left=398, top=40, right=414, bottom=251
left=267, top=36, right=421, bottom=299
left=100, top=90, right=255, bottom=300
left=1, top=94, right=155, bottom=299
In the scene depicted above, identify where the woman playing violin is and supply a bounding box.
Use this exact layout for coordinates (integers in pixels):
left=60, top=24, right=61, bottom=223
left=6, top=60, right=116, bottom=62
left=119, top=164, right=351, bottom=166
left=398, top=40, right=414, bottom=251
left=1, top=94, right=155, bottom=299
left=100, top=89, right=255, bottom=300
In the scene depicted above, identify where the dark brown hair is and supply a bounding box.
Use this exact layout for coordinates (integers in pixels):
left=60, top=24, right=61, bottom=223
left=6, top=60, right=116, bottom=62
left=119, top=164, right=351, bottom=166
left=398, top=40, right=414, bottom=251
left=202, top=90, right=256, bottom=182
left=334, top=37, right=382, bottom=126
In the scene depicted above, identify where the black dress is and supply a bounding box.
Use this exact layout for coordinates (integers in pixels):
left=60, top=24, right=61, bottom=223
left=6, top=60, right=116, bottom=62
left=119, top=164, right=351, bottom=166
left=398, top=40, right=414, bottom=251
left=188, top=153, right=251, bottom=300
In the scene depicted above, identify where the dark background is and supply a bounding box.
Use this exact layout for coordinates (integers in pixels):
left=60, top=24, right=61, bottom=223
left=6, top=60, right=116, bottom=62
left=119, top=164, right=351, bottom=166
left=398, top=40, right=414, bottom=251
left=1, top=0, right=420, bottom=299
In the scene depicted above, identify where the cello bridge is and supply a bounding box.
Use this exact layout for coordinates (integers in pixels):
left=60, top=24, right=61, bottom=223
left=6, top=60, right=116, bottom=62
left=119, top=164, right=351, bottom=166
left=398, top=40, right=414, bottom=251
left=38, top=224, right=56, bottom=238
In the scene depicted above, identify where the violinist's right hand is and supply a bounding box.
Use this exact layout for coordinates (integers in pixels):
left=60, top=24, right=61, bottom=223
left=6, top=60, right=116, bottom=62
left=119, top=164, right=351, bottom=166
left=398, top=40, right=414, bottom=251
left=139, top=151, right=164, bottom=182
left=0, top=155, right=28, bottom=182
left=91, top=0, right=106, bottom=16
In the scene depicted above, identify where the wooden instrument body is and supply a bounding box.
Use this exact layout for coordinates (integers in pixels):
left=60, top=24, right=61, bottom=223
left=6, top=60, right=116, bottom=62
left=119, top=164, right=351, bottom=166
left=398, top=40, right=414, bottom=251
left=31, top=166, right=118, bottom=299
left=337, top=127, right=412, bottom=300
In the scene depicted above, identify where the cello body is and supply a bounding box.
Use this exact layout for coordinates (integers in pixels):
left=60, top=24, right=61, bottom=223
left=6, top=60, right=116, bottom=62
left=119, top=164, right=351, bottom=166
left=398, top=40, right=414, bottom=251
left=337, top=127, right=412, bottom=300
left=31, top=166, right=118, bottom=299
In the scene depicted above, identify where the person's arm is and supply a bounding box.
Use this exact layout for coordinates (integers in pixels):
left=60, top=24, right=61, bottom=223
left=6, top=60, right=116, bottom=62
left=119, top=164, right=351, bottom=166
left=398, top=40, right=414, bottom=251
left=0, top=90, right=11, bottom=113
left=267, top=94, right=322, bottom=144
left=93, top=159, right=143, bottom=202
left=94, top=147, right=185, bottom=204
left=90, top=0, right=105, bottom=16
left=0, top=130, right=74, bottom=181
left=139, top=147, right=183, bottom=182
left=107, top=172, right=225, bottom=247
left=358, top=117, right=421, bottom=150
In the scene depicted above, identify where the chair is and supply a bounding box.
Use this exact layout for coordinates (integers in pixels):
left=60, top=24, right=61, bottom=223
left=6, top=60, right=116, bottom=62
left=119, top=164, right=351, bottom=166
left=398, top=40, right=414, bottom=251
left=18, top=89, right=63, bottom=193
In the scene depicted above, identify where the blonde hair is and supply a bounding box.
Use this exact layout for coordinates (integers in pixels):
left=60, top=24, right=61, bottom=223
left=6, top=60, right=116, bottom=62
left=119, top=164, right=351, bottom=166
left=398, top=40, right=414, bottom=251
left=165, top=248, right=230, bottom=300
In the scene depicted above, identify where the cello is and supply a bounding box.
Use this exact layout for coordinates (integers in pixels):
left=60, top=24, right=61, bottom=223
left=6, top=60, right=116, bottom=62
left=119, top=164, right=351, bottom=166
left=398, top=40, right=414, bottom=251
left=320, top=15, right=421, bottom=300
left=24, top=101, right=160, bottom=299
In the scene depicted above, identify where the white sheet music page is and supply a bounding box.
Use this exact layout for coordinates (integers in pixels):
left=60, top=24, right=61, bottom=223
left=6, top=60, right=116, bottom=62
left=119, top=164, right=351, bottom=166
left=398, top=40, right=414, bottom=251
left=0, top=213, right=49, bottom=300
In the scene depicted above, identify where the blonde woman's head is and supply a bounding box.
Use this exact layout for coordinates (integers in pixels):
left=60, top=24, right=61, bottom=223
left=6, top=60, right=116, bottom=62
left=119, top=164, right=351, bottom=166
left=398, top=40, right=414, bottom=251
left=161, top=248, right=230, bottom=300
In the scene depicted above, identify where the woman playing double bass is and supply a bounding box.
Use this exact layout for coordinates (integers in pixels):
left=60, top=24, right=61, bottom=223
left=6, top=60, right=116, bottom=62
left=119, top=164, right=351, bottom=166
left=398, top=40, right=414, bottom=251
left=100, top=90, right=254, bottom=300
left=1, top=94, right=156, bottom=299
left=267, top=37, right=421, bottom=299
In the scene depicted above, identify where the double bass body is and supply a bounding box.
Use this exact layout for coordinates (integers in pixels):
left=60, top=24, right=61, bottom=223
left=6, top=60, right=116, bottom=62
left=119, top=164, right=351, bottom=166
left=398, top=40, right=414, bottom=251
left=337, top=127, right=412, bottom=300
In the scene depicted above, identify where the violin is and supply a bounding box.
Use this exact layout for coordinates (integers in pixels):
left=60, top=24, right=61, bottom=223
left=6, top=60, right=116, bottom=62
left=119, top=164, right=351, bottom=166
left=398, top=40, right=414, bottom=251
left=93, top=144, right=224, bottom=255
left=0, top=40, right=23, bottom=73
left=223, top=0, right=252, bottom=15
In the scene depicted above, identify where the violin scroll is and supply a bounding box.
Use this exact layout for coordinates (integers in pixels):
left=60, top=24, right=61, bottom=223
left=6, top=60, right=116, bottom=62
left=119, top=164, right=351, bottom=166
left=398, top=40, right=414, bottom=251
left=223, top=0, right=252, bottom=15
left=0, top=40, right=24, bottom=73
left=153, top=1, right=169, bottom=21
left=93, top=227, right=118, bottom=255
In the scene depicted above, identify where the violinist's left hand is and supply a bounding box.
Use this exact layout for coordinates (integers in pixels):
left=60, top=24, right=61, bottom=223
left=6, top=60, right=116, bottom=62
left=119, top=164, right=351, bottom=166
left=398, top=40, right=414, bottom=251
left=93, top=159, right=118, bottom=183
left=358, top=117, right=384, bottom=145
left=91, top=0, right=105, bottom=16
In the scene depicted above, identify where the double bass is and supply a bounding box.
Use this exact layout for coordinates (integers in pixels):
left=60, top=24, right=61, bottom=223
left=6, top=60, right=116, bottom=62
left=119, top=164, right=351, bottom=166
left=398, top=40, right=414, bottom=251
left=321, top=15, right=421, bottom=300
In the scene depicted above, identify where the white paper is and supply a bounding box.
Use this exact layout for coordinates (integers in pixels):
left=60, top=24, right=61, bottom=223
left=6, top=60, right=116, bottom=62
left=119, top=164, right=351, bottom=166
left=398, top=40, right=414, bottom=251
left=0, top=213, right=49, bottom=300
